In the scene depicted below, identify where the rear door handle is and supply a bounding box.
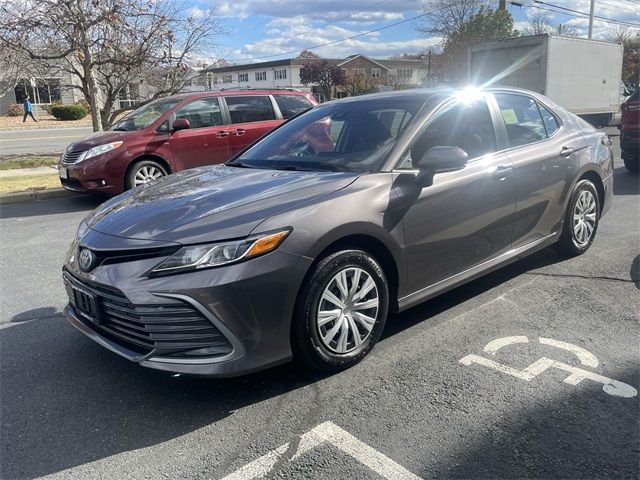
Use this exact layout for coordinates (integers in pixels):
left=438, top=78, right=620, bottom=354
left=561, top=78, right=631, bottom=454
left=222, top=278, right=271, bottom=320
left=494, top=165, right=513, bottom=179
left=233, top=129, right=246, bottom=136
left=560, top=146, right=575, bottom=157
left=216, top=131, right=230, bottom=138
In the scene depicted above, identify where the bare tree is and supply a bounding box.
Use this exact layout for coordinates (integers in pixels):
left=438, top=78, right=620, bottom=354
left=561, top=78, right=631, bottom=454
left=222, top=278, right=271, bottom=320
left=299, top=60, right=346, bottom=100
left=416, top=0, right=481, bottom=38
left=524, top=11, right=554, bottom=35
left=0, top=0, right=223, bottom=130
left=343, top=72, right=379, bottom=96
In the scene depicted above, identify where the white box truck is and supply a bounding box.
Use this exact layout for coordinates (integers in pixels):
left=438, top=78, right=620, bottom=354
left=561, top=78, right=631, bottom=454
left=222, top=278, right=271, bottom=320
left=468, top=34, right=624, bottom=126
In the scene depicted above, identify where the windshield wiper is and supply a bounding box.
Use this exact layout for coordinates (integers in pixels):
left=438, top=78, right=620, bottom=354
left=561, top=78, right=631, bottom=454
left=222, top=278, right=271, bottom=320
left=275, top=165, right=334, bottom=172
left=226, top=161, right=254, bottom=168
left=111, top=127, right=128, bottom=131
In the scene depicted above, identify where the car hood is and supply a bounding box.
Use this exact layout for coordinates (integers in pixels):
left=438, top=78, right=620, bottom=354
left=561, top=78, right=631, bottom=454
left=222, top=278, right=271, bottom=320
left=86, top=165, right=359, bottom=244
left=68, top=130, right=133, bottom=151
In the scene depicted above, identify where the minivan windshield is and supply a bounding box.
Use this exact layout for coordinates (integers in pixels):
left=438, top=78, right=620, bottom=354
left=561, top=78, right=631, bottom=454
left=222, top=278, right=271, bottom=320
left=229, top=98, right=423, bottom=172
left=110, top=98, right=182, bottom=131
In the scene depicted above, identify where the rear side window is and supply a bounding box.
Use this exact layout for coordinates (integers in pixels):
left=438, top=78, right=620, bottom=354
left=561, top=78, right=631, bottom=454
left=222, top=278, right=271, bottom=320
left=175, top=98, right=222, bottom=129
left=537, top=103, right=559, bottom=137
left=495, top=93, right=547, bottom=147
left=225, top=96, right=276, bottom=123
left=274, top=95, right=312, bottom=119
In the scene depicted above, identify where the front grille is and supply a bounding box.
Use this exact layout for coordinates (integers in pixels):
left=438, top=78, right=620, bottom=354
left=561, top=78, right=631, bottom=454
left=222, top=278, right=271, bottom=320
left=61, top=149, right=85, bottom=164
left=63, top=271, right=233, bottom=358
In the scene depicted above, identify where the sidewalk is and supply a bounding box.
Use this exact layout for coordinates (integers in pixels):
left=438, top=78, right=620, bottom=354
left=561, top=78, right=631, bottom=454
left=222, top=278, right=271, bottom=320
left=0, top=115, right=92, bottom=131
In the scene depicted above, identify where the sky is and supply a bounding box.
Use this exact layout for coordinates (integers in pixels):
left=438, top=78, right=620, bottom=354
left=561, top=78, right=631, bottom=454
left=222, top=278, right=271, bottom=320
left=192, top=0, right=640, bottom=64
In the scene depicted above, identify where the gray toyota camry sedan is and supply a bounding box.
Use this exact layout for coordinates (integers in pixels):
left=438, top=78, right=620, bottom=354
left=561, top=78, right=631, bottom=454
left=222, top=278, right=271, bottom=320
left=63, top=87, right=613, bottom=377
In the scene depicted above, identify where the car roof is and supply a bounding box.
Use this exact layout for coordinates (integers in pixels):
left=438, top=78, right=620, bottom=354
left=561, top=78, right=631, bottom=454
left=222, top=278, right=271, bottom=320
left=159, top=89, right=310, bottom=103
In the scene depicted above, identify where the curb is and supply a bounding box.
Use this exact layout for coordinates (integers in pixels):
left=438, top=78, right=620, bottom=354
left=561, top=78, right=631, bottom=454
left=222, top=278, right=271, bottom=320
left=0, top=188, right=74, bottom=205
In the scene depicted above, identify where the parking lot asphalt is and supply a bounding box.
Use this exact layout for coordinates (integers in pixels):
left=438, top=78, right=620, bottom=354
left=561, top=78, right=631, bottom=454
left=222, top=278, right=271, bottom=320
left=0, top=131, right=638, bottom=480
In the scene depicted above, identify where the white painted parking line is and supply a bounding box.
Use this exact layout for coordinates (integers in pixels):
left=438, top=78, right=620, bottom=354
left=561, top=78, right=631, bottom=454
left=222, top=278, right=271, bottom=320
left=461, top=336, right=637, bottom=398
left=222, top=421, right=422, bottom=480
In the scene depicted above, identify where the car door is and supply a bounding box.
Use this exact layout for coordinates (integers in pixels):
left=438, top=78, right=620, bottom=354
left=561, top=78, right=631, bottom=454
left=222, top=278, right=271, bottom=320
left=169, top=97, right=230, bottom=170
left=492, top=92, right=585, bottom=249
left=223, top=95, right=282, bottom=155
left=398, top=96, right=516, bottom=292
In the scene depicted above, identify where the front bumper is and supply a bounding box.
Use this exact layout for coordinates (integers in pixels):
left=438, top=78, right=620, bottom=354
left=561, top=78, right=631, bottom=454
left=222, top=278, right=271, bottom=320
left=63, top=246, right=313, bottom=377
left=59, top=152, right=125, bottom=195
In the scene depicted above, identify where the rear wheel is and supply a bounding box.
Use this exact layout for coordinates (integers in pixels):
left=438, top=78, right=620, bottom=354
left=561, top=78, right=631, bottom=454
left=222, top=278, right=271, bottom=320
left=292, top=250, right=389, bottom=372
left=554, top=179, right=600, bottom=257
left=623, top=155, right=639, bottom=173
left=125, top=160, right=168, bottom=190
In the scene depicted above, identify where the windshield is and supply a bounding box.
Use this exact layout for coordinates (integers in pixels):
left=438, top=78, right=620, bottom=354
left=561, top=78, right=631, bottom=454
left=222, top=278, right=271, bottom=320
left=110, top=98, right=182, bottom=131
left=229, top=98, right=423, bottom=172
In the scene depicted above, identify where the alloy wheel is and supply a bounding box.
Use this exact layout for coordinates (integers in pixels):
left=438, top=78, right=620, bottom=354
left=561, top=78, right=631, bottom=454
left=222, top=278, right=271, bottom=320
left=316, top=267, right=379, bottom=354
left=134, top=165, right=164, bottom=186
left=572, top=189, right=597, bottom=246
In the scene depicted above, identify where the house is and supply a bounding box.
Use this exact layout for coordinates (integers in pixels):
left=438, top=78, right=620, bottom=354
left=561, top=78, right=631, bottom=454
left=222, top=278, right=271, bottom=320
left=204, top=54, right=435, bottom=102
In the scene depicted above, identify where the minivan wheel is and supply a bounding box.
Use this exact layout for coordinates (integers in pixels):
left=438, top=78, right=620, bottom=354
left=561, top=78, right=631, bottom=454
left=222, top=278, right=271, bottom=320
left=554, top=179, right=600, bottom=257
left=623, top=155, right=639, bottom=173
left=292, top=250, right=389, bottom=372
left=126, top=160, right=168, bottom=190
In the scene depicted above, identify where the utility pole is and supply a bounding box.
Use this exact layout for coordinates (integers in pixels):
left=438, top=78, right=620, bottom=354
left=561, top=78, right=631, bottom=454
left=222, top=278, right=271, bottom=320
left=498, top=0, right=507, bottom=10
left=588, top=0, right=595, bottom=39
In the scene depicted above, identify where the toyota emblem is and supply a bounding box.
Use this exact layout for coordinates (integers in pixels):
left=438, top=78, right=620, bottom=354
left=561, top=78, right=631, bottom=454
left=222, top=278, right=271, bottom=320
left=78, top=248, right=96, bottom=272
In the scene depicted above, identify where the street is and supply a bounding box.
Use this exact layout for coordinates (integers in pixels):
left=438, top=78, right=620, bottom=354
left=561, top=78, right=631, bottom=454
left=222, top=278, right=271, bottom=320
left=0, top=134, right=638, bottom=479
left=0, top=127, right=93, bottom=156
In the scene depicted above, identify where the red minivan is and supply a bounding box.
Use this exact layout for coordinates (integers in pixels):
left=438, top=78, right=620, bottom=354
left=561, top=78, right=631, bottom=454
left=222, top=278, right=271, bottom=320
left=59, top=89, right=318, bottom=195
left=620, top=89, right=639, bottom=173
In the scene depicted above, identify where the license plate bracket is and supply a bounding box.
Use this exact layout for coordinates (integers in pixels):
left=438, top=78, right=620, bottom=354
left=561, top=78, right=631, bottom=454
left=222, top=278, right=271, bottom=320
left=59, top=167, right=68, bottom=179
left=65, top=279, right=103, bottom=325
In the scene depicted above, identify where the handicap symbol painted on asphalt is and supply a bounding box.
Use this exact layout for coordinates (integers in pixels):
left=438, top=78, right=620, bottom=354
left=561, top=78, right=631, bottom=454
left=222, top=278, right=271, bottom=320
left=460, top=336, right=637, bottom=398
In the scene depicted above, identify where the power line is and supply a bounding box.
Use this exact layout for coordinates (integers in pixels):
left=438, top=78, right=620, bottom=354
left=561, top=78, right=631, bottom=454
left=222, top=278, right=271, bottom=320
left=225, top=9, right=438, bottom=63
left=531, top=0, right=640, bottom=27
left=596, top=0, right=640, bottom=13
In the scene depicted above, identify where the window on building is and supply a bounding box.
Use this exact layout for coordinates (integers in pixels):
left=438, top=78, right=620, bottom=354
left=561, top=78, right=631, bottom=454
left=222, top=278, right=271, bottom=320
left=274, top=69, right=287, bottom=80
left=371, top=68, right=380, bottom=78
left=255, top=71, right=267, bottom=82
left=222, top=75, right=232, bottom=84
left=14, top=78, right=62, bottom=104
left=355, top=68, right=365, bottom=75
left=238, top=73, right=249, bottom=82
left=174, top=98, right=223, bottom=129
left=225, top=95, right=276, bottom=123
left=396, top=68, right=413, bottom=80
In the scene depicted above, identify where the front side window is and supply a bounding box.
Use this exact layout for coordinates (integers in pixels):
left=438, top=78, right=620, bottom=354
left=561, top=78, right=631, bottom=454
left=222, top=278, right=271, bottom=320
left=174, top=98, right=222, bottom=129
left=274, top=95, right=312, bottom=119
left=495, top=93, right=547, bottom=147
left=110, top=97, right=182, bottom=131
left=225, top=95, right=276, bottom=123
left=398, top=98, right=496, bottom=169
left=230, top=98, right=422, bottom=173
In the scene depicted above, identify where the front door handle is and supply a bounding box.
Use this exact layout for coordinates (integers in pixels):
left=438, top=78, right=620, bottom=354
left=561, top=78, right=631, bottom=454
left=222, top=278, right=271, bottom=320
left=494, top=165, right=513, bottom=179
left=560, top=146, right=575, bottom=157
left=216, top=131, right=230, bottom=138
left=233, top=129, right=246, bottom=136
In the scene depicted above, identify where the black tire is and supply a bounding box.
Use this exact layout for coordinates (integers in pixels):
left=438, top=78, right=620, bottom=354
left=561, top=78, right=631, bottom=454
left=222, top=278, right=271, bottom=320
left=623, top=155, right=639, bottom=173
left=125, top=160, right=168, bottom=190
left=554, top=179, right=600, bottom=257
left=292, top=250, right=389, bottom=372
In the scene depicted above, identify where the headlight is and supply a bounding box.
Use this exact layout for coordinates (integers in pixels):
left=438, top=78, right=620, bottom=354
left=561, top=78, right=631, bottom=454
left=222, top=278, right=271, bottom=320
left=149, top=228, right=291, bottom=275
left=76, top=220, right=90, bottom=240
left=78, top=141, right=123, bottom=162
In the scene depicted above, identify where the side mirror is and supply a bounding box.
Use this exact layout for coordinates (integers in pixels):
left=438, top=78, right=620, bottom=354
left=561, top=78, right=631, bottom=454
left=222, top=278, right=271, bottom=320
left=172, top=118, right=190, bottom=131
left=415, top=146, right=468, bottom=188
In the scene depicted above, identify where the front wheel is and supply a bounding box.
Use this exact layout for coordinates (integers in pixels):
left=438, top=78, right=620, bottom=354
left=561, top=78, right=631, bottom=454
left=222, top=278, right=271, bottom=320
left=554, top=179, right=600, bottom=257
left=292, top=250, right=389, bottom=372
left=623, top=155, right=639, bottom=173
left=125, top=160, right=168, bottom=190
